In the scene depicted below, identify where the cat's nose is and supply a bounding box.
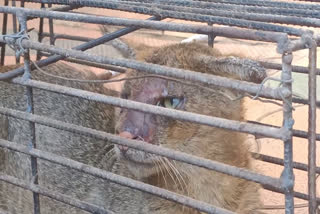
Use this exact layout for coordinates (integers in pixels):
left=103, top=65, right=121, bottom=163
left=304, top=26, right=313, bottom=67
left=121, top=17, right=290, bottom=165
left=118, top=131, right=134, bottom=154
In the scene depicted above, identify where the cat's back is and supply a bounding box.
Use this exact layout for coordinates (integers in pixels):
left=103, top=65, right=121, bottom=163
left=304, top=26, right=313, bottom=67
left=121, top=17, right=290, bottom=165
left=0, top=62, right=116, bottom=214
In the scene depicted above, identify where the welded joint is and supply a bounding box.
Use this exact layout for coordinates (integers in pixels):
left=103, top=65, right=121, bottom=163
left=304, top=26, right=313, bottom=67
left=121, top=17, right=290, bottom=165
left=276, top=34, right=290, bottom=54
left=303, top=33, right=318, bottom=51
left=282, top=31, right=314, bottom=54
left=279, top=127, right=293, bottom=142
left=2, top=13, right=29, bottom=59
left=280, top=163, right=295, bottom=191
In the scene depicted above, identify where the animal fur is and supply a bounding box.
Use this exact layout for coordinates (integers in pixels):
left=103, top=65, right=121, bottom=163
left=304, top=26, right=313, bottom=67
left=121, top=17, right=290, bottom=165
left=0, top=43, right=266, bottom=214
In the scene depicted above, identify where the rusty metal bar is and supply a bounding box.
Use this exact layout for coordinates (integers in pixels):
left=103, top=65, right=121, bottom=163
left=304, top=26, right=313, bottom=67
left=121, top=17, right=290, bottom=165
left=259, top=61, right=320, bottom=75
left=14, top=0, right=307, bottom=36
left=40, top=32, right=317, bottom=75
left=124, top=0, right=320, bottom=11
left=247, top=120, right=320, bottom=141
left=0, top=36, right=290, bottom=101
left=0, top=6, right=289, bottom=44
left=40, top=52, right=126, bottom=73
left=281, top=51, right=294, bottom=213
left=9, top=78, right=288, bottom=140
left=0, top=15, right=160, bottom=80
left=0, top=173, right=113, bottom=214
left=18, top=14, right=41, bottom=214
left=0, top=106, right=284, bottom=191
left=0, top=138, right=234, bottom=214
left=126, top=0, right=320, bottom=20
left=252, top=153, right=320, bottom=174
left=308, top=38, right=318, bottom=213
left=116, top=0, right=320, bottom=28
left=39, top=52, right=126, bottom=73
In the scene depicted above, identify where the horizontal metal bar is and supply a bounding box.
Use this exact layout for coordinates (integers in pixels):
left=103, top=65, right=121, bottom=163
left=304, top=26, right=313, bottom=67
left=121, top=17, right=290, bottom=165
left=26, top=4, right=82, bottom=21
left=123, top=0, right=320, bottom=11
left=40, top=52, right=126, bottom=73
left=0, top=36, right=290, bottom=101
left=122, top=0, right=320, bottom=19
left=0, top=6, right=289, bottom=44
left=0, top=138, right=235, bottom=214
left=0, top=173, right=113, bottom=214
left=0, top=15, right=159, bottom=80
left=13, top=1, right=306, bottom=35
left=0, top=106, right=284, bottom=191
left=9, top=77, right=289, bottom=140
left=260, top=61, right=320, bottom=75
left=42, top=32, right=98, bottom=42
left=261, top=186, right=320, bottom=205
left=46, top=4, right=81, bottom=12
left=247, top=120, right=320, bottom=141
left=252, top=153, right=320, bottom=174
left=42, top=34, right=317, bottom=75
left=117, top=0, right=320, bottom=28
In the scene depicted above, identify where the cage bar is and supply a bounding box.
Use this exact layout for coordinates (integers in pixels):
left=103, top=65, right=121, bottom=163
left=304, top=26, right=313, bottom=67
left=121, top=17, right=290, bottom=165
left=121, top=0, right=320, bottom=11
left=0, top=15, right=161, bottom=79
left=22, top=0, right=320, bottom=23
left=0, top=36, right=291, bottom=101
left=308, top=38, right=318, bottom=213
left=0, top=139, right=235, bottom=214
left=281, top=51, right=294, bottom=213
left=0, top=6, right=289, bottom=44
left=8, top=78, right=289, bottom=140
left=18, top=14, right=41, bottom=214
left=252, top=153, right=320, bottom=174
left=0, top=1, right=318, bottom=213
left=0, top=106, right=284, bottom=190
left=0, top=173, right=114, bottom=214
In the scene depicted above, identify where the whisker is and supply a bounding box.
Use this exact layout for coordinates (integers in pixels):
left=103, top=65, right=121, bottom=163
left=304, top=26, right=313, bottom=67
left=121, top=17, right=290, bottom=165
left=96, top=145, right=115, bottom=168
left=163, top=158, right=189, bottom=212
left=165, top=158, right=189, bottom=196
left=154, top=157, right=168, bottom=188
left=159, top=157, right=179, bottom=190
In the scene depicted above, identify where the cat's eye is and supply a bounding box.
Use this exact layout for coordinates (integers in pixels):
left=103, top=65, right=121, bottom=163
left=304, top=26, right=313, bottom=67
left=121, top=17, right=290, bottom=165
left=156, top=97, right=184, bottom=109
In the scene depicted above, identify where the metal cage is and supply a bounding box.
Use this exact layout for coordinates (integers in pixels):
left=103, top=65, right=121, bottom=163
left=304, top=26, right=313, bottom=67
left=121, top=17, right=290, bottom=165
left=0, top=0, right=318, bottom=213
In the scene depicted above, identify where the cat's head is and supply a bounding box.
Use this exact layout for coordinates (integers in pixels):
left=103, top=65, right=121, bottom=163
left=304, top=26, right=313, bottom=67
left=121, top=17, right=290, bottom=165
left=114, top=43, right=265, bottom=178
left=115, top=73, right=247, bottom=179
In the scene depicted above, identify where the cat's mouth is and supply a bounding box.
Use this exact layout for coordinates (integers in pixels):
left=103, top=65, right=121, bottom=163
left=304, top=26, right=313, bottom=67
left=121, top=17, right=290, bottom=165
left=115, top=145, right=156, bottom=166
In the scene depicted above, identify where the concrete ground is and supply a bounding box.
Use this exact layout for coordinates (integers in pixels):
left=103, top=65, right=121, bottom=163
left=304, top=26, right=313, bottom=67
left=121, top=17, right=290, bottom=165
left=1, top=2, right=319, bottom=213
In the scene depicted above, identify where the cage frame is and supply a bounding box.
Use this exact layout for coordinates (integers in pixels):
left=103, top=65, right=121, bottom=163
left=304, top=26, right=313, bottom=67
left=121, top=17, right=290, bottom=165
left=0, top=0, right=318, bottom=213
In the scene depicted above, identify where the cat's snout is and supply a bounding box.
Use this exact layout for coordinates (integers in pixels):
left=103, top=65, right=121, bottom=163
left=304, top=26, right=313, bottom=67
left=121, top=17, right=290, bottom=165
left=118, top=131, right=144, bottom=154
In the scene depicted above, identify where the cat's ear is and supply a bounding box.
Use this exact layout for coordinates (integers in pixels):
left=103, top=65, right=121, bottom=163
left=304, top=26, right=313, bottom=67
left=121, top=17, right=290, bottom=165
left=99, top=25, right=136, bottom=59
left=193, top=54, right=267, bottom=83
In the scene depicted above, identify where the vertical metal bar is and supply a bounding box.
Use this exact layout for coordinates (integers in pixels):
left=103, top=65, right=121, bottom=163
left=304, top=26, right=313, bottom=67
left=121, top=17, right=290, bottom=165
left=281, top=51, right=295, bottom=214
left=207, top=22, right=215, bottom=48
left=0, top=0, right=9, bottom=66
left=48, top=4, right=55, bottom=45
left=12, top=0, right=18, bottom=34
left=18, top=14, right=41, bottom=214
left=308, top=39, right=317, bottom=214
left=12, top=0, right=21, bottom=64
left=20, top=0, right=25, bottom=8
left=19, top=0, right=25, bottom=32
left=36, top=3, right=45, bottom=60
